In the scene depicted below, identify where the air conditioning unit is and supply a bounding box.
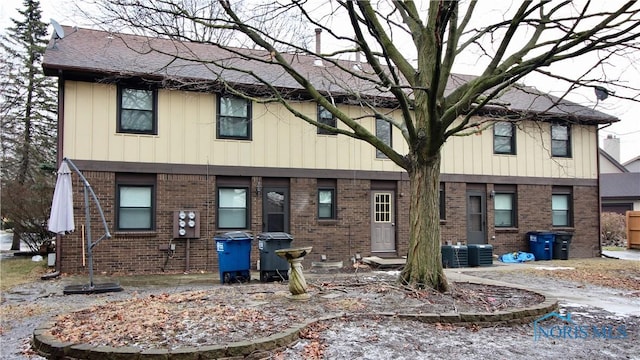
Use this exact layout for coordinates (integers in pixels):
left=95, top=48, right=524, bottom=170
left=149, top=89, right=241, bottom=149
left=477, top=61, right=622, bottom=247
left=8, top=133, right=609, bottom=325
left=467, top=244, right=494, bottom=267
left=441, top=245, right=468, bottom=268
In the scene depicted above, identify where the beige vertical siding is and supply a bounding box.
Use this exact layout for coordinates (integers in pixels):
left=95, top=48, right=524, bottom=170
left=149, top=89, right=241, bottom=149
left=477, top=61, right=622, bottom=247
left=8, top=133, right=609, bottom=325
left=63, top=81, right=598, bottom=179
left=440, top=120, right=598, bottom=178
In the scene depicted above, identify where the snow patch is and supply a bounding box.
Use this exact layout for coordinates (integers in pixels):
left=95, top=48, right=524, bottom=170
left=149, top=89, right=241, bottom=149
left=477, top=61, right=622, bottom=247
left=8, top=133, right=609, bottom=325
left=534, top=266, right=575, bottom=271
left=373, top=270, right=401, bottom=276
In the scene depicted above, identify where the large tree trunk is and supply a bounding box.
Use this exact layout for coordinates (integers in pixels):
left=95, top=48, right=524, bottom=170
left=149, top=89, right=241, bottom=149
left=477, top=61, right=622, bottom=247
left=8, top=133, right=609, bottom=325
left=11, top=232, right=22, bottom=251
left=400, top=152, right=448, bottom=291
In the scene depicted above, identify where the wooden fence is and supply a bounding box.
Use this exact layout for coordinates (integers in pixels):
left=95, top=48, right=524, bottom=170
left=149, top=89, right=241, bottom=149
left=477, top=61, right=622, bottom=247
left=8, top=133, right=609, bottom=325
left=627, top=211, right=640, bottom=250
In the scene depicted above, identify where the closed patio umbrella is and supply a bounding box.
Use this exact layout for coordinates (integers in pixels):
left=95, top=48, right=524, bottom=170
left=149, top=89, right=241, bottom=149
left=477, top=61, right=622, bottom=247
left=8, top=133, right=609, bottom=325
left=48, top=162, right=74, bottom=234
left=51, top=158, right=121, bottom=294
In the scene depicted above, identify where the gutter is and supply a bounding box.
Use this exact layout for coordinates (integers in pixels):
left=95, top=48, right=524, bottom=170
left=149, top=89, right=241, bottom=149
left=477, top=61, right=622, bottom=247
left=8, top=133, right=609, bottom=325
left=596, top=122, right=615, bottom=257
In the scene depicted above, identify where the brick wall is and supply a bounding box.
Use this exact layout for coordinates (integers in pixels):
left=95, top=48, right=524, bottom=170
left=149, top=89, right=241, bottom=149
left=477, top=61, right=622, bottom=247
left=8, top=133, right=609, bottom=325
left=571, top=185, right=601, bottom=257
left=289, top=178, right=372, bottom=265
left=492, top=184, right=552, bottom=255
left=440, top=182, right=467, bottom=245
left=59, top=171, right=600, bottom=275
left=488, top=184, right=599, bottom=258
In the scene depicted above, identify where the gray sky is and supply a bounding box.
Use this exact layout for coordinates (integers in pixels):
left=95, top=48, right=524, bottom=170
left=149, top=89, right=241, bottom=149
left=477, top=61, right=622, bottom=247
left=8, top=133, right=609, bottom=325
left=2, top=0, right=638, bottom=163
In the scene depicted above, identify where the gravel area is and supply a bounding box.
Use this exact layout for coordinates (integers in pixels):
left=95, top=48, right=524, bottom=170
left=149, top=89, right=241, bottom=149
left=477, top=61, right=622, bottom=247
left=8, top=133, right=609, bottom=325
left=274, top=269, right=640, bottom=360
left=0, top=267, right=638, bottom=359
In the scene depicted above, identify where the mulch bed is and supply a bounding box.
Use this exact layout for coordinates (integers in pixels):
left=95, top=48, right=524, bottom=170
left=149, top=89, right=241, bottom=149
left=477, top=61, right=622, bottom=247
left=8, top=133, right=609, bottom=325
left=48, top=278, right=544, bottom=350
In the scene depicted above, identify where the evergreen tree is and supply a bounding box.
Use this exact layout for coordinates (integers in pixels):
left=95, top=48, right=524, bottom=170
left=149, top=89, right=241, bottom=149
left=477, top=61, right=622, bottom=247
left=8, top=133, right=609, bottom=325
left=0, top=0, right=57, bottom=250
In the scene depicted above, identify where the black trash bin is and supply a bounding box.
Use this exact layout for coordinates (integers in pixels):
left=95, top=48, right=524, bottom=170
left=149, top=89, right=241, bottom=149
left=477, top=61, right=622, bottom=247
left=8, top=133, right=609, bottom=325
left=214, top=232, right=253, bottom=284
left=258, top=232, right=293, bottom=282
left=553, top=231, right=573, bottom=260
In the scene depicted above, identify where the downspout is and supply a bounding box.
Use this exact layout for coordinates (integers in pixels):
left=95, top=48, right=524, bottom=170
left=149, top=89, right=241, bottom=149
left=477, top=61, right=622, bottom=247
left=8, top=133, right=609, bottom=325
left=186, top=238, right=190, bottom=273
left=596, top=122, right=614, bottom=257
left=43, top=71, right=65, bottom=280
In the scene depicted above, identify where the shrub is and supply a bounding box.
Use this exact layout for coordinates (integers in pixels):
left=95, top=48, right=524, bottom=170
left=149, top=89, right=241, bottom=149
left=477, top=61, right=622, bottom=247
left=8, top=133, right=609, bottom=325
left=1, top=179, right=54, bottom=252
left=600, top=212, right=627, bottom=247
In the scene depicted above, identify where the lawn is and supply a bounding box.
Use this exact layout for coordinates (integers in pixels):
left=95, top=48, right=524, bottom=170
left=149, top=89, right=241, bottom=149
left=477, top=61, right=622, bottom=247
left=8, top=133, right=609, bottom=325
left=526, top=258, right=640, bottom=291
left=0, top=256, right=47, bottom=292
left=602, top=246, right=627, bottom=251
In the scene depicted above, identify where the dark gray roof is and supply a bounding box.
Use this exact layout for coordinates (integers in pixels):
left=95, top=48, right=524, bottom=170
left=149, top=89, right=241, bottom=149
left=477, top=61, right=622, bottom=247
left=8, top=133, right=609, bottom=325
left=43, top=26, right=618, bottom=124
left=600, top=173, right=640, bottom=199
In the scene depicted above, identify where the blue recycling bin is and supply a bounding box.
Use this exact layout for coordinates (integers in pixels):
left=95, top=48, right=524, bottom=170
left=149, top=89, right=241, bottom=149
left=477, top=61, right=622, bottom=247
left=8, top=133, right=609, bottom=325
left=214, top=232, right=253, bottom=284
left=527, top=231, right=555, bottom=260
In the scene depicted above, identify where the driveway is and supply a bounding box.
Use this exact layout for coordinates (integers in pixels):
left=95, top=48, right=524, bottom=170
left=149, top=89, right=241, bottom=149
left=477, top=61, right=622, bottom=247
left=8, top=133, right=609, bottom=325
left=0, top=231, right=32, bottom=254
left=602, top=248, right=640, bottom=261
left=452, top=263, right=640, bottom=317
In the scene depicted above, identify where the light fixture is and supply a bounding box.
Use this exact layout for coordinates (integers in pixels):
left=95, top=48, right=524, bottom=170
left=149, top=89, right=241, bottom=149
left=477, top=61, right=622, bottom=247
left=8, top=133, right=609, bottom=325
left=256, top=179, right=262, bottom=196
left=489, top=190, right=495, bottom=199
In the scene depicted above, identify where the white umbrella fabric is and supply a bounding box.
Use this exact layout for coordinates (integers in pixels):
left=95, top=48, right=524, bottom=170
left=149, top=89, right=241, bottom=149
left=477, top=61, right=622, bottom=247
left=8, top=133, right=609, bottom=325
left=48, top=162, right=75, bottom=234
left=52, top=158, right=119, bottom=293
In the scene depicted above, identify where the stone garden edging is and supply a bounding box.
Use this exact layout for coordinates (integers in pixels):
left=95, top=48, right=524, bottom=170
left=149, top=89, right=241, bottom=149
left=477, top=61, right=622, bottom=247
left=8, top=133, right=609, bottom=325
left=32, top=285, right=558, bottom=359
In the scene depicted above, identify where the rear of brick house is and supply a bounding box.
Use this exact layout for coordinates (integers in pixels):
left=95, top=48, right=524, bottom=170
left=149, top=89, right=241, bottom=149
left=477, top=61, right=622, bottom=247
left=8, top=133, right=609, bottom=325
left=42, top=27, right=616, bottom=275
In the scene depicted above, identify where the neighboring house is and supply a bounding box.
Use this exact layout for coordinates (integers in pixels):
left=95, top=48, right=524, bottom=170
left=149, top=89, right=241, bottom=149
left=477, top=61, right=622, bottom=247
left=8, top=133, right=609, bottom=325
left=42, top=27, right=618, bottom=275
left=599, top=149, right=629, bottom=174
left=599, top=136, right=640, bottom=213
left=623, top=156, right=640, bottom=173
left=600, top=172, right=640, bottom=213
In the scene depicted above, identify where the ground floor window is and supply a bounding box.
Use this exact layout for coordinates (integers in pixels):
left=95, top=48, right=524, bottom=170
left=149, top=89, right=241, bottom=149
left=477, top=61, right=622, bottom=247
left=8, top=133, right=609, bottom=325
left=116, top=173, right=155, bottom=231
left=218, top=187, right=249, bottom=229
left=494, top=185, right=517, bottom=228
left=494, top=193, right=515, bottom=227
left=318, top=179, right=337, bottom=220
left=552, top=187, right=572, bottom=227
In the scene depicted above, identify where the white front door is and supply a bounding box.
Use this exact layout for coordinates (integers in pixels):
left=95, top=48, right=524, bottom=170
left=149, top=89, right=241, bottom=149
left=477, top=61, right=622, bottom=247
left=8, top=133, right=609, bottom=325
left=371, top=191, right=396, bottom=253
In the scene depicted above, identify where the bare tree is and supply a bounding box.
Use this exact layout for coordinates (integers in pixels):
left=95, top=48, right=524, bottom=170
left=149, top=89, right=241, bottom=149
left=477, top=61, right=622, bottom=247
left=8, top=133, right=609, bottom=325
left=83, top=0, right=312, bottom=48
left=1, top=0, right=57, bottom=251
left=92, top=0, right=640, bottom=290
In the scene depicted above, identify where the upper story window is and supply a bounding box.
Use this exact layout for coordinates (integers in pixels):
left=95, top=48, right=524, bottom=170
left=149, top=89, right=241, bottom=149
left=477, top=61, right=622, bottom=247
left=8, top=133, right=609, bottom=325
left=317, top=105, right=337, bottom=135
left=217, top=95, right=252, bottom=140
left=375, top=116, right=391, bottom=159
left=118, top=86, right=157, bottom=135
left=493, top=121, right=516, bottom=155
left=551, top=123, right=571, bottom=157
left=116, top=173, right=156, bottom=231
left=552, top=187, right=572, bottom=227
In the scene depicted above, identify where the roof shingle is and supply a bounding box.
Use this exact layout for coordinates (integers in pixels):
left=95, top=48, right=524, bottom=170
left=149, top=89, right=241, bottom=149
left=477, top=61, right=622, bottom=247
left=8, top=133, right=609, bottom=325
left=43, top=26, right=618, bottom=124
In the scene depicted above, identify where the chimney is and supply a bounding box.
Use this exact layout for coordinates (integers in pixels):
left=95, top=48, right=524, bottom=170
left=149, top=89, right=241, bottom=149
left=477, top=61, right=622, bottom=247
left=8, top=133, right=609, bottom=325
left=603, top=134, right=620, bottom=161
left=315, top=28, right=322, bottom=54
left=353, top=50, right=362, bottom=71
left=352, top=38, right=362, bottom=71
left=314, top=28, right=323, bottom=67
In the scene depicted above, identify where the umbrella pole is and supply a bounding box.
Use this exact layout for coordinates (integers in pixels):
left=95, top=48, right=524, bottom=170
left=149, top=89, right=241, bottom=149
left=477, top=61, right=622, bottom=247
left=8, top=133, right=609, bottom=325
left=81, top=225, right=85, bottom=267
left=83, top=182, right=95, bottom=288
